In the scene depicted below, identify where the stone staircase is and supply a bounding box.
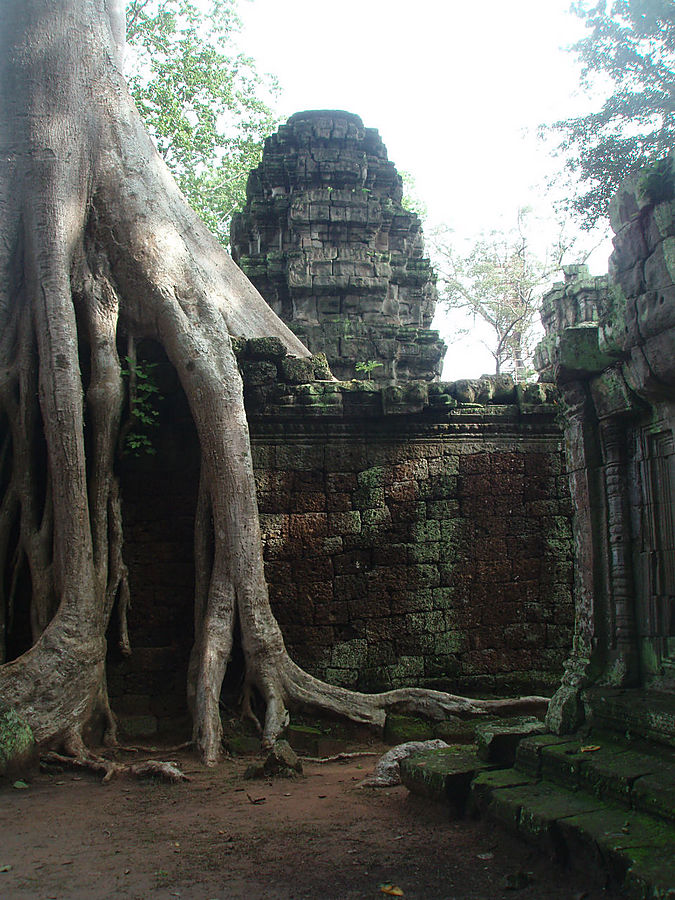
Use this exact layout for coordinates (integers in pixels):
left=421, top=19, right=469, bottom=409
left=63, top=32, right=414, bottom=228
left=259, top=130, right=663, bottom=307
left=400, top=713, right=675, bottom=898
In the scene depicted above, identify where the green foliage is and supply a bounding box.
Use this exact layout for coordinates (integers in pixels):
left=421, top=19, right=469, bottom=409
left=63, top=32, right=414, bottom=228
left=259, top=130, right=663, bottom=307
left=120, top=358, right=162, bottom=456
left=400, top=170, right=428, bottom=219
left=545, top=0, right=675, bottom=228
left=355, top=360, right=383, bottom=377
left=125, top=0, right=280, bottom=245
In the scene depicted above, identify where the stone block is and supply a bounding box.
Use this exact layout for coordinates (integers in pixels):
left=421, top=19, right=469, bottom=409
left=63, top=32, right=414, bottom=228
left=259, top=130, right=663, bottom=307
left=240, top=360, right=278, bottom=386
left=118, top=715, right=158, bottom=737
left=246, top=336, right=288, bottom=360
left=401, top=746, right=496, bottom=814
left=475, top=717, right=546, bottom=765
left=328, top=510, right=362, bottom=535
left=279, top=357, right=316, bottom=384
left=385, top=480, right=417, bottom=503
left=361, top=507, right=392, bottom=528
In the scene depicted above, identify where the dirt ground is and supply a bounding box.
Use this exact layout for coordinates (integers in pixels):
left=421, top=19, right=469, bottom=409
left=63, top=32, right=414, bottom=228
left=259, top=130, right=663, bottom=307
left=0, top=743, right=623, bottom=900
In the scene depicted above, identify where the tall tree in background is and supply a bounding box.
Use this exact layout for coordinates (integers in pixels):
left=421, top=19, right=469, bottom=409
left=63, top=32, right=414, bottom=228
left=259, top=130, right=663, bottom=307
left=432, top=213, right=570, bottom=380
left=547, top=0, right=675, bottom=228
left=125, top=0, right=279, bottom=244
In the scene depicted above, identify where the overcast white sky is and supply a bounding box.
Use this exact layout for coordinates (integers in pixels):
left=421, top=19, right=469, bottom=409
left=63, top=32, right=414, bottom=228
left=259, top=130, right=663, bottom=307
left=238, top=0, right=613, bottom=378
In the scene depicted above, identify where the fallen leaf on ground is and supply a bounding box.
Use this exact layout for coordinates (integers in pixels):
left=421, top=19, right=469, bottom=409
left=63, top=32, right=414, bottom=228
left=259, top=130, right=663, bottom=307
left=580, top=745, right=601, bottom=753
left=477, top=852, right=494, bottom=860
left=0, top=865, right=12, bottom=873
left=246, top=793, right=266, bottom=804
left=379, top=884, right=404, bottom=896
left=12, top=780, right=29, bottom=790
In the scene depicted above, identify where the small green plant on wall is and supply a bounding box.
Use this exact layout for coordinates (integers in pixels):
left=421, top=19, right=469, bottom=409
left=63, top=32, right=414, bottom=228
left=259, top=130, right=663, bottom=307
left=355, top=360, right=383, bottom=378
left=120, top=357, right=162, bottom=456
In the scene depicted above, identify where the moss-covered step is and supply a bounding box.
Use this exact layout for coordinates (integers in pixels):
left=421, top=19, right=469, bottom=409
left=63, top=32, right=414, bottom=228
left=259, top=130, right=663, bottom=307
left=384, top=714, right=434, bottom=744
left=514, top=733, right=579, bottom=777
left=400, top=746, right=498, bottom=815
left=632, top=767, right=675, bottom=826
left=540, top=737, right=674, bottom=817
left=555, top=805, right=675, bottom=898
left=584, top=688, right=675, bottom=750
left=286, top=723, right=324, bottom=755
left=468, top=767, right=537, bottom=816
left=484, top=780, right=605, bottom=855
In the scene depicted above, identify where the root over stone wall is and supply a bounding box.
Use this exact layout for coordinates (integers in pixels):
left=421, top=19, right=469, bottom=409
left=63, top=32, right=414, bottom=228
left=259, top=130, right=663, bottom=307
left=105, top=340, right=574, bottom=737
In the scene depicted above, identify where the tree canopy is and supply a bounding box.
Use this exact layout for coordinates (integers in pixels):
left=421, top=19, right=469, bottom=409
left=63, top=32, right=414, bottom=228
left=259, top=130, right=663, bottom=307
left=546, top=0, right=675, bottom=228
left=125, top=0, right=279, bottom=245
left=432, top=212, right=573, bottom=380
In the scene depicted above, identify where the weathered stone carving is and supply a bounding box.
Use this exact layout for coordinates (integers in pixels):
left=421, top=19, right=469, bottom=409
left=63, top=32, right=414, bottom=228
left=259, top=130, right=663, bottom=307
left=230, top=110, right=446, bottom=382
left=536, top=157, right=675, bottom=733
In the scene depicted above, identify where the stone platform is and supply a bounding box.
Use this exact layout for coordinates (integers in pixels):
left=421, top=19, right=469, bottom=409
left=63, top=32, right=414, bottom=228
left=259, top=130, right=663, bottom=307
left=400, top=723, right=675, bottom=898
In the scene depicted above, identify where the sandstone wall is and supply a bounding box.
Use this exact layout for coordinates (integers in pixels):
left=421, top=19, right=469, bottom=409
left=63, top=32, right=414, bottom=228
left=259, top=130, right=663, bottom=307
left=534, top=159, right=675, bottom=733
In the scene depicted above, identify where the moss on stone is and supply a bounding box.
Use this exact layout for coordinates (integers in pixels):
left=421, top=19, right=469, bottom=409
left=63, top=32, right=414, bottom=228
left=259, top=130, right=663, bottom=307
left=0, top=705, right=36, bottom=780
left=384, top=714, right=435, bottom=744
left=312, top=353, right=333, bottom=380
left=279, top=356, right=315, bottom=384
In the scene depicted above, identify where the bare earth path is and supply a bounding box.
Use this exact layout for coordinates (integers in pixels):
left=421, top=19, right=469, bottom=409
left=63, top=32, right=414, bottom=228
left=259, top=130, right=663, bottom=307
left=0, top=746, right=621, bottom=900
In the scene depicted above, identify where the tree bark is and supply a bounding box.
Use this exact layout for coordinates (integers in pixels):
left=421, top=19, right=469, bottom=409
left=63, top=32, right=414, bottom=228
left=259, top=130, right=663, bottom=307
left=0, top=0, right=547, bottom=765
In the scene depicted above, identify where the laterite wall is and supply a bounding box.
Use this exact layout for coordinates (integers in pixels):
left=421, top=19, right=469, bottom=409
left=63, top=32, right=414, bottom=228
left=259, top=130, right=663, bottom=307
left=108, top=345, right=574, bottom=735
left=253, top=416, right=572, bottom=696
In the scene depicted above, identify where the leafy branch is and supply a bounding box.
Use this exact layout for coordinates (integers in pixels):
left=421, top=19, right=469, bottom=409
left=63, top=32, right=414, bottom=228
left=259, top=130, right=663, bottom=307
left=119, top=356, right=163, bottom=456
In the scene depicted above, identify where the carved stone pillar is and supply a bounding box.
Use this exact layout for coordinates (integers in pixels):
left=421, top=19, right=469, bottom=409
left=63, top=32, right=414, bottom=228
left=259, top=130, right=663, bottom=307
left=598, top=417, right=639, bottom=684
left=546, top=381, right=607, bottom=733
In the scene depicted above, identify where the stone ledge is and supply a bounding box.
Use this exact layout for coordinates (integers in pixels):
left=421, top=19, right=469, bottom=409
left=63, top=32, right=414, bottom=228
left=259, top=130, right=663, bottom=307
left=232, top=340, right=559, bottom=420
left=584, top=688, right=675, bottom=750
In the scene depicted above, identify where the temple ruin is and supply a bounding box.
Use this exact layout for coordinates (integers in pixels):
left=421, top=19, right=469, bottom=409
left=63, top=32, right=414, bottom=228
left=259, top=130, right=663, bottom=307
left=535, top=167, right=675, bottom=736
left=230, top=110, right=446, bottom=382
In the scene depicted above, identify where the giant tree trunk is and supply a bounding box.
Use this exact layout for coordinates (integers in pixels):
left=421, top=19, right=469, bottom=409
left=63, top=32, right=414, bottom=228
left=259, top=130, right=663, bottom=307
left=0, top=0, right=546, bottom=766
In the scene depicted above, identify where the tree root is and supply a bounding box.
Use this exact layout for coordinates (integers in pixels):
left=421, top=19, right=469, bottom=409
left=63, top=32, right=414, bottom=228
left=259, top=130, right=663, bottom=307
left=243, top=656, right=551, bottom=753
left=301, top=751, right=381, bottom=764
left=42, top=751, right=190, bottom=784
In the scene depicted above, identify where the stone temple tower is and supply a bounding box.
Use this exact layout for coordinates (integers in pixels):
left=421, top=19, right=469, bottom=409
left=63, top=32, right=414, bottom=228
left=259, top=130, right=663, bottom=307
left=230, top=110, right=446, bottom=382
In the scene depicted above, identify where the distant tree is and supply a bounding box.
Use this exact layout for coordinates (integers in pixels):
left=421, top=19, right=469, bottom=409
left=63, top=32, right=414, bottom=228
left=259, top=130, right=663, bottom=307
left=125, top=0, right=279, bottom=244
left=546, top=0, right=675, bottom=228
left=400, top=170, right=428, bottom=219
left=432, top=212, right=573, bottom=379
